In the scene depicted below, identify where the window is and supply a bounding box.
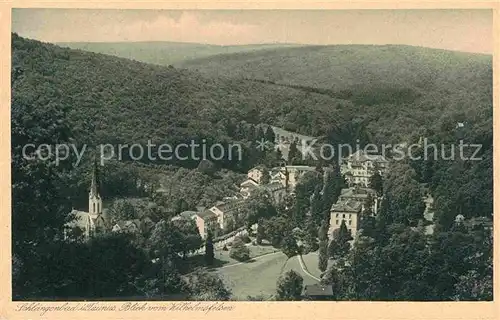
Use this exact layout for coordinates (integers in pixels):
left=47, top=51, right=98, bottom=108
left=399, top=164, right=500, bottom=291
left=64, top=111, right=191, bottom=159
left=335, top=220, right=339, bottom=225
left=97, top=203, right=100, bottom=213
left=336, top=213, right=339, bottom=218
left=348, top=220, right=351, bottom=225
left=343, top=214, right=345, bottom=219
left=93, top=203, right=95, bottom=213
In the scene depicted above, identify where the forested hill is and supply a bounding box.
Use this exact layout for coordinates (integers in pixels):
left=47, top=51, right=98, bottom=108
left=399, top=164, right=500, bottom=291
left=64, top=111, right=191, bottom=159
left=180, top=44, right=491, bottom=94
left=56, top=41, right=302, bottom=66
left=12, top=34, right=355, bottom=158
left=13, top=33, right=493, bottom=212
left=181, top=44, right=492, bottom=138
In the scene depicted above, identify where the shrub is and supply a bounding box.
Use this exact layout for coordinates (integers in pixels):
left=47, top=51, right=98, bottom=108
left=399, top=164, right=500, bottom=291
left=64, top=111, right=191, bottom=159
left=229, top=241, right=250, bottom=262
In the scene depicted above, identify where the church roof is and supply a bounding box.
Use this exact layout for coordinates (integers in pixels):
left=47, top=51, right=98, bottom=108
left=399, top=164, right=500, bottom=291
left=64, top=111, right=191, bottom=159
left=66, top=210, right=91, bottom=229
left=89, top=161, right=101, bottom=197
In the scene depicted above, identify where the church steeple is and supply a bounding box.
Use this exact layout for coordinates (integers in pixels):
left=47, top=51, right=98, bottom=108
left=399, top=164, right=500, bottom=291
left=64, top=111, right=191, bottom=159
left=89, top=160, right=102, bottom=215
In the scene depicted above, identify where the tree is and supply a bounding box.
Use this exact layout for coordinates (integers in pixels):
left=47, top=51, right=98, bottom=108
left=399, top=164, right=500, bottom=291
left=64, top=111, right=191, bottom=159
left=243, top=189, right=277, bottom=228
left=263, top=216, right=291, bottom=247
left=108, top=199, right=137, bottom=224
left=318, top=240, right=328, bottom=272
left=294, top=171, right=322, bottom=226
left=171, top=218, right=203, bottom=257
left=281, top=235, right=299, bottom=258
left=197, top=159, right=217, bottom=176
left=186, top=270, right=231, bottom=300
left=265, top=125, right=276, bottom=144
left=318, top=218, right=329, bottom=242
left=223, top=217, right=236, bottom=234
left=260, top=166, right=271, bottom=184
left=318, top=217, right=330, bottom=272
left=276, top=270, right=304, bottom=301
left=288, top=141, right=299, bottom=164
left=327, top=220, right=353, bottom=259
left=204, top=231, right=215, bottom=266
left=256, top=219, right=265, bottom=245
left=379, top=163, right=425, bottom=228
left=303, top=218, right=319, bottom=253
left=369, top=171, right=383, bottom=196
left=229, top=240, right=250, bottom=262
left=321, top=165, right=345, bottom=215
left=358, top=192, right=377, bottom=238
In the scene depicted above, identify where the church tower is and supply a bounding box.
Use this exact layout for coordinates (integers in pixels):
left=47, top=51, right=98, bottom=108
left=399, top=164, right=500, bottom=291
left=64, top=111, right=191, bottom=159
left=88, top=161, right=102, bottom=216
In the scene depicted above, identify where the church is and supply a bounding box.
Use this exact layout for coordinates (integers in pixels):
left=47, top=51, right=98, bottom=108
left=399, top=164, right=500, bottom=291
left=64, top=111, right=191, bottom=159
left=64, top=164, right=109, bottom=241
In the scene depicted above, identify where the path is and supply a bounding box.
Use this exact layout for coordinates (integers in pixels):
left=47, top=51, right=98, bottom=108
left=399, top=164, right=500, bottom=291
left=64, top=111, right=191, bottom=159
left=297, top=254, right=321, bottom=282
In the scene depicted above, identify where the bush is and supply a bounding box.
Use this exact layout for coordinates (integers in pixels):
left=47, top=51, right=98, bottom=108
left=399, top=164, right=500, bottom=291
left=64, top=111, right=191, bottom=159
left=229, top=241, right=250, bottom=262
left=281, top=235, right=299, bottom=258
left=236, top=234, right=251, bottom=243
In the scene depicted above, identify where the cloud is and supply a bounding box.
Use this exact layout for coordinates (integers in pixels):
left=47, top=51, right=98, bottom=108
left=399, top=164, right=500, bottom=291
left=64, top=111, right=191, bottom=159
left=39, top=11, right=262, bottom=44
left=120, top=12, right=261, bottom=44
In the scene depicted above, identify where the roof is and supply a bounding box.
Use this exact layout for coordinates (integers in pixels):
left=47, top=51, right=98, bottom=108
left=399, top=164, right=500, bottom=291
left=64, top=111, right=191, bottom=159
left=240, top=179, right=259, bottom=187
left=248, top=166, right=265, bottom=172
left=331, top=199, right=363, bottom=213
left=66, top=210, right=91, bottom=229
left=114, top=219, right=140, bottom=230
left=196, top=210, right=217, bottom=220
left=212, top=199, right=245, bottom=211
left=346, top=150, right=388, bottom=163
left=172, top=211, right=197, bottom=221
left=303, top=284, right=334, bottom=296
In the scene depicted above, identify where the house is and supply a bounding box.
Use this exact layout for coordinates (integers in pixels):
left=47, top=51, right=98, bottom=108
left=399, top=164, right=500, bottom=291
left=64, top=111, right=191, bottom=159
left=111, top=219, right=141, bottom=234
left=64, top=164, right=109, bottom=241
left=269, top=165, right=318, bottom=189
left=329, top=199, right=362, bottom=238
left=208, top=199, right=246, bottom=230
left=261, top=182, right=287, bottom=204
left=247, top=167, right=265, bottom=184
left=338, top=186, right=379, bottom=214
left=303, top=284, right=334, bottom=300
left=239, top=179, right=260, bottom=198
left=341, top=150, right=388, bottom=187
left=269, top=169, right=287, bottom=185
left=171, top=210, right=198, bottom=222
left=195, top=210, right=219, bottom=239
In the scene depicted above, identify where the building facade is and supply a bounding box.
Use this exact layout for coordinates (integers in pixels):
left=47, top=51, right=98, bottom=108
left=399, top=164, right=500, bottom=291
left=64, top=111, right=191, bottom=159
left=341, top=150, right=388, bottom=187
left=329, top=199, right=362, bottom=238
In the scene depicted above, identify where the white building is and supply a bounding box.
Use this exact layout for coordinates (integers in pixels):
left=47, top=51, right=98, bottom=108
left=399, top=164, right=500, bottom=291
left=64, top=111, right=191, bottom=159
left=341, top=150, right=388, bottom=187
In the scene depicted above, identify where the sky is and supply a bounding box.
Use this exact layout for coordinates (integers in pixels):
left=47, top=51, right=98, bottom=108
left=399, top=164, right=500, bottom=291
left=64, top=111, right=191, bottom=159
left=12, top=9, right=493, bottom=53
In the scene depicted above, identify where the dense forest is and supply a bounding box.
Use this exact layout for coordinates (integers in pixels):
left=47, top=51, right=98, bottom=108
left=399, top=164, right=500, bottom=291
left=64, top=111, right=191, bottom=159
left=11, top=33, right=493, bottom=300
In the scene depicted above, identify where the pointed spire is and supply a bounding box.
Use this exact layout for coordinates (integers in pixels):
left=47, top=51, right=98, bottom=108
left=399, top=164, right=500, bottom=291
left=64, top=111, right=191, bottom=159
left=89, top=157, right=100, bottom=198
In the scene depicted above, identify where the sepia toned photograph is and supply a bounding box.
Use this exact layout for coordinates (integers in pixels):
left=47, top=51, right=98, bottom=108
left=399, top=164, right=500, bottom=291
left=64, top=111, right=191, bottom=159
left=10, top=8, right=493, bottom=304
